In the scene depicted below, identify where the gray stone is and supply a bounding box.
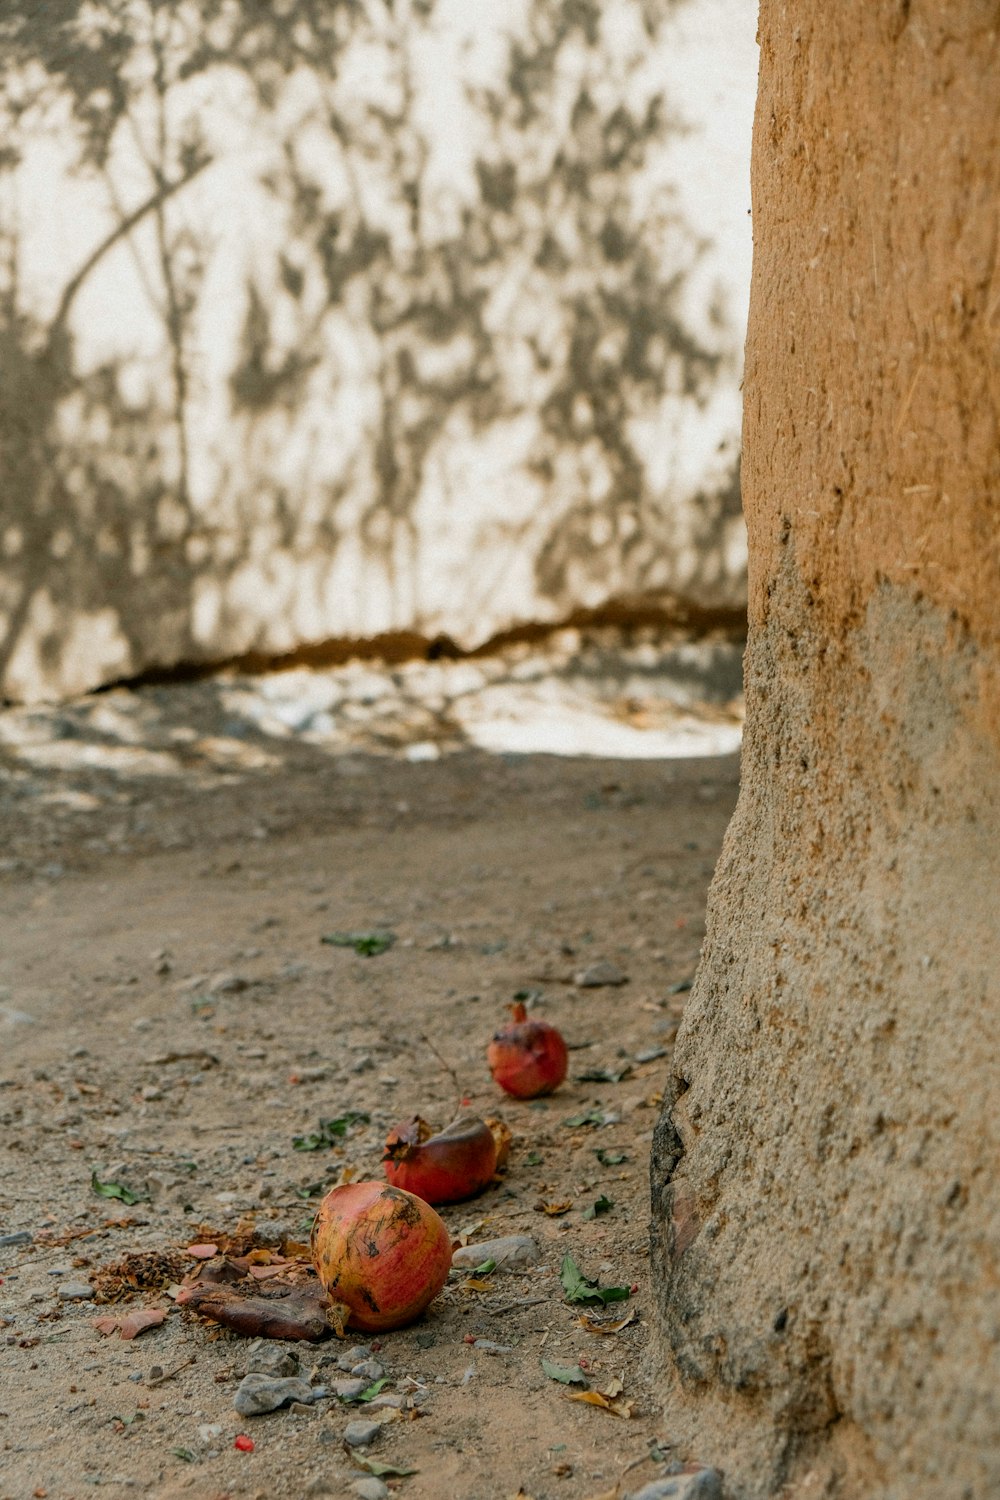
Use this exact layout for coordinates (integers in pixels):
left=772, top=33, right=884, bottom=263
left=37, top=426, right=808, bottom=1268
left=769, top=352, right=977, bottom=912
left=451, top=1235, right=539, bottom=1270
left=233, top=1372, right=316, bottom=1416
left=331, top=1378, right=369, bottom=1401
left=339, top=1343, right=372, bottom=1368
left=575, top=959, right=627, bottom=988
left=343, top=1418, right=380, bottom=1448
left=350, top=1358, right=384, bottom=1381
left=0, top=1231, right=32, bottom=1247
left=626, top=1470, right=723, bottom=1500
left=351, top=1480, right=390, bottom=1500
left=247, top=1345, right=300, bottom=1378
left=56, top=1281, right=94, bottom=1301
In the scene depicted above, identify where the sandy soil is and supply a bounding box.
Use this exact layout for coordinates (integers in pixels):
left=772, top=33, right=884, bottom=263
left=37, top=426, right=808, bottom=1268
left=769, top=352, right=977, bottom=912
left=0, top=645, right=739, bottom=1500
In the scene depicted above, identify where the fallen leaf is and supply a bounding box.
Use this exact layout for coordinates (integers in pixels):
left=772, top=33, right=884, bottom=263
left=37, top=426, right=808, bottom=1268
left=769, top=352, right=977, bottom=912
left=185, top=1243, right=219, bottom=1259
left=539, top=1200, right=573, bottom=1217
left=293, top=1112, right=370, bottom=1151
left=358, top=1378, right=389, bottom=1401
left=541, top=1359, right=588, bottom=1386
left=594, top=1149, right=628, bottom=1167
left=119, top=1308, right=168, bottom=1340
left=92, top=1316, right=121, bottom=1337
left=91, top=1171, right=145, bottom=1206
left=582, top=1195, right=614, bottom=1221
left=574, top=1065, right=633, bottom=1084
left=563, top=1108, right=610, bottom=1129
left=461, top=1278, right=495, bottom=1292
left=577, top=1309, right=637, bottom=1336
left=566, top=1390, right=635, bottom=1418
left=560, top=1253, right=630, bottom=1307
left=321, top=930, right=396, bottom=956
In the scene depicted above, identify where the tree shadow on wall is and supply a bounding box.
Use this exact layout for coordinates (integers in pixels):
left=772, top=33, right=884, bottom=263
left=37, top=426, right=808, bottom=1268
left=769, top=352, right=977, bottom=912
left=0, top=0, right=741, bottom=701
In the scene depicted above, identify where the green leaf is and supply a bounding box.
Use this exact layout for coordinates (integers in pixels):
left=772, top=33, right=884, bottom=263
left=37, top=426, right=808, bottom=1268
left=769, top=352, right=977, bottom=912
left=471, top=1258, right=496, bottom=1276
left=563, top=1107, right=608, bottom=1129
left=169, top=1447, right=197, bottom=1462
left=541, top=1358, right=588, bottom=1386
left=91, top=1170, right=144, bottom=1206
left=560, top=1252, right=630, bottom=1307
left=293, top=1111, right=371, bottom=1151
left=575, top=1064, right=632, bottom=1084
left=524, top=1151, right=543, bottom=1166
left=352, top=1457, right=418, bottom=1477
left=582, top=1195, right=614, bottom=1221
left=594, top=1149, right=627, bottom=1166
left=357, top=1378, right=389, bottom=1402
left=322, top=930, right=396, bottom=956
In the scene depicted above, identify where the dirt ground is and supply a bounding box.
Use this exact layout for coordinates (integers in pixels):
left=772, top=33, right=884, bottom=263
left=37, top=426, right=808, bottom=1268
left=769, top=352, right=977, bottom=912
left=0, top=641, right=740, bottom=1500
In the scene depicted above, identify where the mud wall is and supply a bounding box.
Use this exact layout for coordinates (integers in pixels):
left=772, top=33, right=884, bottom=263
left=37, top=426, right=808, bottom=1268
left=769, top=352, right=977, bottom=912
left=0, top=0, right=756, bottom=703
left=652, top=3, right=1000, bottom=1497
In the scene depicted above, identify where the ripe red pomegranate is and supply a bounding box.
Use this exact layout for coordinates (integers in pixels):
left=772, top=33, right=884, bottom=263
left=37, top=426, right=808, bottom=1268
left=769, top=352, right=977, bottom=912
left=487, top=1002, right=568, bottom=1098
left=383, top=1114, right=498, bottom=1204
left=310, top=1180, right=452, bottom=1332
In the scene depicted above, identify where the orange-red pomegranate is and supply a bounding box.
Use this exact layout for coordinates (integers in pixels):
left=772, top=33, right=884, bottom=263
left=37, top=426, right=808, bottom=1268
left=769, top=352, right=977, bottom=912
left=383, top=1114, right=497, bottom=1204
left=487, top=1002, right=568, bottom=1098
left=310, top=1180, right=452, bottom=1333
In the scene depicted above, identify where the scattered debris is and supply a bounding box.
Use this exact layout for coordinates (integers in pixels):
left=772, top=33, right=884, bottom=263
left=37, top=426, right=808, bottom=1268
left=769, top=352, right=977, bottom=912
left=560, top=1253, right=630, bottom=1307
left=451, top=1235, right=540, bottom=1270
left=321, top=931, right=397, bottom=956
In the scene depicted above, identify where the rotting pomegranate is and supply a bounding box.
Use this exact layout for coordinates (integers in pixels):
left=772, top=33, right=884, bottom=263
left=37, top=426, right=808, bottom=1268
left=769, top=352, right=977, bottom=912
left=383, top=1114, right=497, bottom=1204
left=310, top=1180, right=452, bottom=1333
left=487, top=1001, right=568, bottom=1098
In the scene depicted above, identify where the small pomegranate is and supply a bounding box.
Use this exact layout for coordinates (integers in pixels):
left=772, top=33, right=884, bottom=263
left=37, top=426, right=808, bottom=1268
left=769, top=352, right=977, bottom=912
left=310, top=1180, right=452, bottom=1333
left=384, top=1114, right=498, bottom=1204
left=487, top=1002, right=568, bottom=1098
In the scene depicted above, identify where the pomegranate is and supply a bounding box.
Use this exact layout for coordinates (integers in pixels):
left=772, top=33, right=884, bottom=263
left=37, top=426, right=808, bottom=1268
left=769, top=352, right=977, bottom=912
left=310, top=1180, right=452, bottom=1333
left=383, top=1114, right=497, bottom=1204
left=487, top=1001, right=568, bottom=1098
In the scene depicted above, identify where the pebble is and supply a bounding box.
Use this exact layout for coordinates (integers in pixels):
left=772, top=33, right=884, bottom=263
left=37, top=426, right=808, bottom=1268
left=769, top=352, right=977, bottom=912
left=635, top=1046, right=669, bottom=1063
left=0, top=1231, right=32, bottom=1247
left=247, top=1346, right=300, bottom=1378
left=233, top=1373, right=316, bottom=1416
left=472, top=1339, right=511, bottom=1353
left=452, top=1235, right=539, bottom=1270
left=331, top=1378, right=369, bottom=1401
left=627, top=1469, right=723, bottom=1500
left=350, top=1359, right=384, bottom=1381
left=343, top=1418, right=380, bottom=1448
left=575, top=959, right=628, bottom=988
left=56, top=1281, right=94, bottom=1301
left=352, top=1480, right=390, bottom=1500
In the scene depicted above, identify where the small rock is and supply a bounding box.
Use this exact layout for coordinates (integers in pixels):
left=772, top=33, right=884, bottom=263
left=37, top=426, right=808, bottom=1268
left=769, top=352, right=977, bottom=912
left=56, top=1281, right=94, bottom=1301
left=451, top=1235, right=539, bottom=1270
left=472, top=1338, right=512, bottom=1353
left=331, top=1378, right=369, bottom=1401
left=337, top=1344, right=372, bottom=1370
left=209, top=972, right=249, bottom=995
left=350, top=1359, right=384, bottom=1381
left=366, top=1394, right=407, bottom=1410
left=233, top=1373, right=315, bottom=1416
left=343, top=1418, right=380, bottom=1448
left=635, top=1046, right=669, bottom=1064
left=197, top=1423, right=223, bottom=1444
left=575, top=960, right=628, bottom=988
left=627, top=1469, right=723, bottom=1500
left=352, top=1480, right=390, bottom=1500
left=247, top=1346, right=300, bottom=1379
left=0, top=1231, right=33, bottom=1248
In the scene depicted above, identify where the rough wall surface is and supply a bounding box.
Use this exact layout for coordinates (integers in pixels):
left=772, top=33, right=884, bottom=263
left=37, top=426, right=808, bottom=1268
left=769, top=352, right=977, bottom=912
left=652, top=4, right=1000, bottom=1497
left=0, top=0, right=756, bottom=703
